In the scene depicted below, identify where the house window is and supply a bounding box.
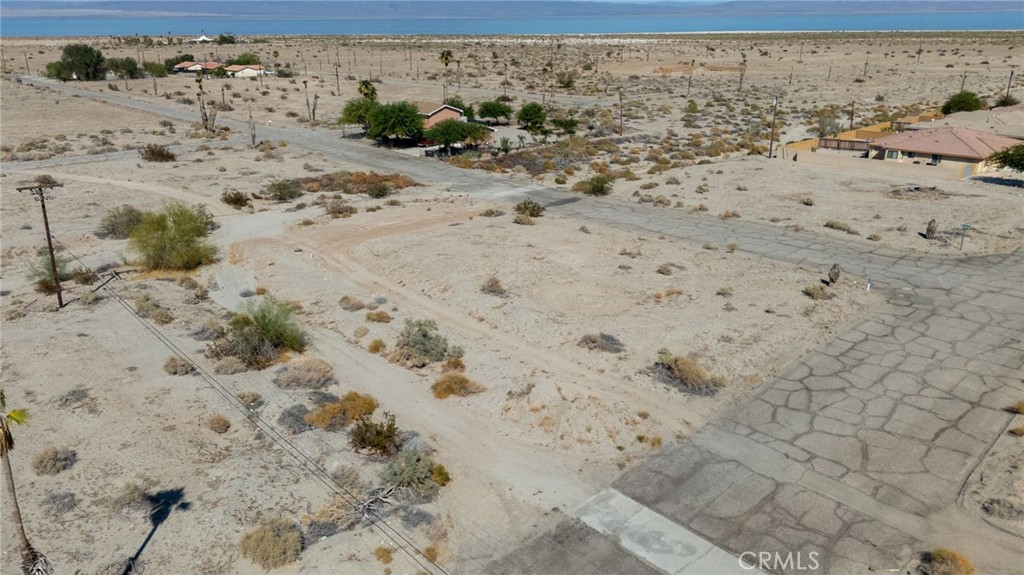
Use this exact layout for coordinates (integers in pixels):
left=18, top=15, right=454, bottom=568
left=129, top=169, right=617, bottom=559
left=886, top=150, right=899, bottom=159
left=931, top=154, right=941, bottom=164
left=906, top=152, right=915, bottom=159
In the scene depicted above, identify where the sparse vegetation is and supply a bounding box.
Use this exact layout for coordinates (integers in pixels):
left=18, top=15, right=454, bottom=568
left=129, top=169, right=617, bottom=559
left=391, top=319, right=462, bottom=367
left=803, top=284, right=829, bottom=300
left=920, top=548, right=974, bottom=575
left=514, top=198, right=545, bottom=217
left=240, top=518, right=303, bottom=570
left=578, top=333, right=625, bottom=353
left=1007, top=401, right=1024, bottom=415
left=572, top=173, right=615, bottom=196
left=350, top=411, right=400, bottom=456
left=129, top=203, right=217, bottom=270
left=207, top=415, right=231, bottom=433
left=368, top=339, right=387, bottom=353
left=274, top=357, right=336, bottom=389
left=97, top=205, right=144, bottom=239
left=305, top=391, right=379, bottom=430
left=365, top=310, right=392, bottom=323
left=221, top=190, right=251, bottom=209
left=481, top=275, right=507, bottom=296
left=512, top=213, right=534, bottom=225
left=432, top=373, right=484, bottom=399
left=653, top=349, right=726, bottom=394
left=211, top=299, right=307, bottom=369
left=338, top=295, right=366, bottom=311
left=384, top=446, right=442, bottom=499
left=163, top=356, right=195, bottom=375
left=137, top=143, right=176, bottom=162
left=32, top=446, right=77, bottom=475
left=824, top=220, right=859, bottom=235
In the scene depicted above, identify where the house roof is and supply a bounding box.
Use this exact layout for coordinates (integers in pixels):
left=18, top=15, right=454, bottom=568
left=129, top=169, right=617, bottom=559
left=173, top=61, right=197, bottom=69
left=908, top=104, right=1024, bottom=140
left=413, top=102, right=462, bottom=116
left=197, top=61, right=223, bottom=70
left=225, top=64, right=263, bottom=72
left=871, top=126, right=1020, bottom=160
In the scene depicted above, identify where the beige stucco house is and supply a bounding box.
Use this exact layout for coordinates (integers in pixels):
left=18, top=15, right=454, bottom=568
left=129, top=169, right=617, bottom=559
left=870, top=126, right=1020, bottom=178
left=224, top=64, right=265, bottom=77
left=414, top=103, right=463, bottom=129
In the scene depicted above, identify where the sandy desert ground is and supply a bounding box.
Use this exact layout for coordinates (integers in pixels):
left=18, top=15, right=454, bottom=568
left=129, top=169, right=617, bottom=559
left=1, top=31, right=1022, bottom=575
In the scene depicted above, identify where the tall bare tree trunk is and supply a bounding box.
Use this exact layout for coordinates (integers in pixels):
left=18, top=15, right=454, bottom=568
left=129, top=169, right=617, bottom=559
left=1, top=451, right=35, bottom=571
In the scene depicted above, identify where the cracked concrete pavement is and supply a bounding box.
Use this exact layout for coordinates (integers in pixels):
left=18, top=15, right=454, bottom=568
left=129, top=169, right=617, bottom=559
left=10, top=75, right=1024, bottom=574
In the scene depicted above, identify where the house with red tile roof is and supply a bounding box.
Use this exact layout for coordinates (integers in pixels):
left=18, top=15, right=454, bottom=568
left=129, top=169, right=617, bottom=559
left=869, top=126, right=1021, bottom=177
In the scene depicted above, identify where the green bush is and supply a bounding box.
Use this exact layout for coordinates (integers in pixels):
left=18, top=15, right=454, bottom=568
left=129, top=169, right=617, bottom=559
left=26, top=254, right=71, bottom=294
left=391, top=319, right=461, bottom=367
left=350, top=411, right=400, bottom=456
left=572, top=174, right=615, bottom=196
left=240, top=518, right=303, bottom=569
left=514, top=199, right=545, bottom=217
left=221, top=191, right=251, bottom=209
left=139, top=144, right=176, bottom=162
left=97, top=204, right=144, bottom=239
left=266, top=180, right=303, bottom=201
left=216, top=299, right=307, bottom=369
left=994, top=93, right=1020, bottom=108
left=384, top=447, right=441, bottom=499
left=129, top=203, right=217, bottom=270
left=941, top=91, right=984, bottom=115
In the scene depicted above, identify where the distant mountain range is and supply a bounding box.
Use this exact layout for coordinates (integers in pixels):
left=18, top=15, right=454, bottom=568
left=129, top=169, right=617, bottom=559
left=3, top=1, right=1022, bottom=19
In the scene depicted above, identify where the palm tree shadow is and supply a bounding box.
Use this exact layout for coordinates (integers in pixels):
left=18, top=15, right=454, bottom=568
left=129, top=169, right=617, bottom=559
left=121, top=488, right=191, bottom=575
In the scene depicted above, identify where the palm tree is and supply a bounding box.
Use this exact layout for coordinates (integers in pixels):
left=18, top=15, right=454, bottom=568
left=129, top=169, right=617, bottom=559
left=1, top=389, right=52, bottom=575
left=358, top=79, right=377, bottom=101
left=439, top=50, right=454, bottom=100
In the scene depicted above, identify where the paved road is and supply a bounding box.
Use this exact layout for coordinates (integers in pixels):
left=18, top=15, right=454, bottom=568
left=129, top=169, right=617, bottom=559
left=9, top=76, right=1024, bottom=574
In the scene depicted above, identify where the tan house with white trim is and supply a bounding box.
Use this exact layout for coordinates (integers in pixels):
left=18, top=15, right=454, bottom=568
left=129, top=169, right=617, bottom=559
left=414, top=102, right=463, bottom=129
left=869, top=126, right=1020, bottom=178
left=224, top=64, right=265, bottom=77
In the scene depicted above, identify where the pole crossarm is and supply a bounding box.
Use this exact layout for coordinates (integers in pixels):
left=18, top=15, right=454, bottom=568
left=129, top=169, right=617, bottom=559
left=18, top=179, right=65, bottom=309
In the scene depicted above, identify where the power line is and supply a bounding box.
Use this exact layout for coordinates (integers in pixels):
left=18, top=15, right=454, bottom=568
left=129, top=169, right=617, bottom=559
left=51, top=239, right=450, bottom=575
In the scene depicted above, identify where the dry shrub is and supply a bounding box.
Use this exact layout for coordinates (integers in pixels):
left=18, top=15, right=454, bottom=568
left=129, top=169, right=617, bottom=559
left=309, top=392, right=377, bottom=428
left=367, top=339, right=386, bottom=353
left=278, top=404, right=311, bottom=434
left=353, top=325, right=369, bottom=338
left=431, top=464, right=451, bottom=487
left=654, top=350, right=726, bottom=394
left=800, top=197, right=815, bottom=206
left=480, top=208, right=504, bottom=217
left=1006, top=401, right=1024, bottom=415
left=716, top=286, right=733, bottom=297
left=33, top=446, right=77, bottom=475
left=384, top=447, right=441, bottom=499
left=237, top=391, right=263, bottom=409
left=110, top=482, right=150, bottom=513
left=867, top=233, right=882, bottom=241
left=726, top=243, right=738, bottom=253
left=512, top=213, right=534, bottom=226
left=305, top=402, right=347, bottom=430
left=312, top=495, right=360, bottom=531
left=824, top=219, right=859, bottom=235
left=349, top=411, right=399, bottom=455
left=374, top=546, right=394, bottom=564
left=921, top=548, right=974, bottom=575
left=365, top=310, right=392, bottom=323
left=240, top=518, right=303, bottom=570
left=578, top=333, right=625, bottom=354
left=207, top=415, right=231, bottom=433
left=163, top=356, right=195, bottom=375
left=139, top=143, right=176, bottom=162
left=275, top=357, right=336, bottom=389
left=442, top=357, right=465, bottom=372
left=391, top=319, right=461, bottom=367
left=1008, top=426, right=1024, bottom=437
left=214, top=357, right=248, bottom=375
left=71, top=266, right=99, bottom=285
left=803, top=284, right=829, bottom=300
left=432, top=373, right=484, bottom=399
left=326, top=200, right=358, bottom=217
left=481, top=275, right=507, bottom=296
left=338, top=295, right=366, bottom=311
left=719, top=209, right=740, bottom=220
left=42, top=491, right=78, bottom=517
left=656, top=264, right=673, bottom=276
left=514, top=198, right=545, bottom=217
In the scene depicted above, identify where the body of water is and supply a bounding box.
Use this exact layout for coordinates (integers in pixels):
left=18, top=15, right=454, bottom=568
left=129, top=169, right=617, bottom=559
left=2, top=10, right=1023, bottom=37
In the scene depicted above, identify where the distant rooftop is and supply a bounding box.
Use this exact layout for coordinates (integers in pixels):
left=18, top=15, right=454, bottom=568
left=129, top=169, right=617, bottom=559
left=908, top=104, right=1024, bottom=140
left=872, top=126, right=1020, bottom=160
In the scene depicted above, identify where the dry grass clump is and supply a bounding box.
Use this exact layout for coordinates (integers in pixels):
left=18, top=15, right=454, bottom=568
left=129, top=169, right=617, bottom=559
left=715, top=286, right=733, bottom=297
left=42, top=491, right=78, bottom=517
left=350, top=411, right=400, bottom=455
left=134, top=294, right=174, bottom=324
left=481, top=275, right=507, bottom=296
left=110, top=482, right=151, bottom=513
left=578, top=333, right=625, bottom=354
left=800, top=197, right=815, bottom=206
left=824, top=219, right=859, bottom=235
left=237, top=391, right=263, bottom=409
left=207, top=415, right=231, bottom=433
left=304, top=391, right=379, bottom=430
left=653, top=350, right=727, bottom=395
left=97, top=205, right=144, bottom=239
left=367, top=338, right=387, bottom=353
left=514, top=198, right=545, bottom=217
left=240, top=518, right=303, bottom=570
left=867, top=233, right=882, bottom=241
left=325, top=199, right=358, bottom=217
left=274, top=357, right=336, bottom=389
left=163, top=356, right=196, bottom=376
left=32, top=446, right=77, bottom=475
left=480, top=208, right=504, bottom=217
left=214, top=357, right=248, bottom=374
left=312, top=495, right=361, bottom=531
left=365, top=310, right=392, bottom=323
left=1008, top=426, right=1024, bottom=437
left=512, top=213, right=534, bottom=226
left=442, top=357, right=465, bottom=372
left=338, top=295, right=366, bottom=311
left=139, top=143, right=176, bottom=162
left=719, top=209, right=740, bottom=220
left=803, top=284, right=830, bottom=300
left=920, top=548, right=974, bottom=575
left=374, top=546, right=394, bottom=564
left=384, top=446, right=444, bottom=499
left=1005, top=401, right=1024, bottom=415
left=391, top=319, right=462, bottom=367
left=656, top=264, right=673, bottom=276
left=726, top=243, right=738, bottom=253
left=431, top=373, right=485, bottom=399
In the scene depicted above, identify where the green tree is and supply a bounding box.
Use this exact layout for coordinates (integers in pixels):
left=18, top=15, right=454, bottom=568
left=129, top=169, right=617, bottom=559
left=941, top=91, right=984, bottom=115
left=215, top=34, right=237, bottom=45
left=105, top=56, right=143, bottom=80
left=57, top=43, right=105, bottom=81
left=226, top=52, right=259, bottom=66
left=988, top=144, right=1024, bottom=171
left=517, top=102, right=547, bottom=134
left=163, top=53, right=195, bottom=73
left=439, top=50, right=454, bottom=69
left=358, top=79, right=377, bottom=101
left=478, top=100, right=514, bottom=124
left=444, top=96, right=474, bottom=120
left=814, top=116, right=842, bottom=137
left=340, top=97, right=380, bottom=130
left=143, top=61, right=167, bottom=77
left=366, top=101, right=424, bottom=142
left=1, top=389, right=53, bottom=575
left=425, top=119, right=490, bottom=156
left=551, top=117, right=579, bottom=136
left=44, top=61, right=71, bottom=81
left=129, top=203, right=217, bottom=270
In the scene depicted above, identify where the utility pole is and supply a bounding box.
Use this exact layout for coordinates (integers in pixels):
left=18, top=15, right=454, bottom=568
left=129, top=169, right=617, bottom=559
left=738, top=60, right=746, bottom=91
left=1007, top=65, right=1017, bottom=99
left=768, top=96, right=779, bottom=159
left=827, top=61, right=832, bottom=81
left=788, top=65, right=794, bottom=85
left=960, top=71, right=968, bottom=93
left=849, top=100, right=855, bottom=131
left=862, top=56, right=868, bottom=79
left=798, top=42, right=804, bottom=63
left=618, top=87, right=624, bottom=134
left=687, top=59, right=694, bottom=97
left=18, top=177, right=65, bottom=308
left=24, top=52, right=30, bottom=75
left=916, top=41, right=923, bottom=65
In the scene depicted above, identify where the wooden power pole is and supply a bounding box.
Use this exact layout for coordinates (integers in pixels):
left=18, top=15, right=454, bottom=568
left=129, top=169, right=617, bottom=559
left=18, top=177, right=65, bottom=308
